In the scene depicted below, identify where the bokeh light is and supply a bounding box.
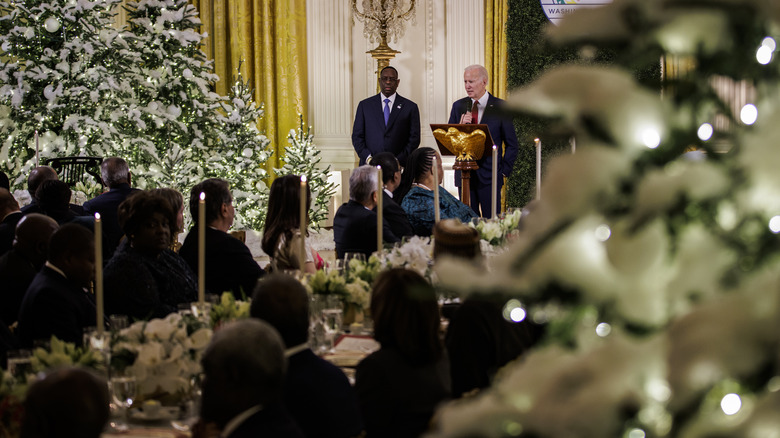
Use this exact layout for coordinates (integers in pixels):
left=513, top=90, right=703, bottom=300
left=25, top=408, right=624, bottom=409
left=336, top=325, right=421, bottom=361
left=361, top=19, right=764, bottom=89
left=721, top=393, right=742, bottom=415
left=697, top=123, right=713, bottom=141
left=741, top=104, right=758, bottom=125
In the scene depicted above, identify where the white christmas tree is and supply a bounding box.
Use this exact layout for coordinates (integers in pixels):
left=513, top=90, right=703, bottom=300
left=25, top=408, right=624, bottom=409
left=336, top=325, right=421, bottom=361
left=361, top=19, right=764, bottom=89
left=0, top=0, right=138, bottom=184
left=276, top=116, right=336, bottom=229
left=214, top=64, right=273, bottom=230
left=122, top=0, right=222, bottom=192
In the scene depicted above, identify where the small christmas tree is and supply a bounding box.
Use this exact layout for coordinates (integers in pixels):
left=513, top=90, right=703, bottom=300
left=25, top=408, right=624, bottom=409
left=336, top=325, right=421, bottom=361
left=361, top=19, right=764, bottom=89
left=214, top=64, right=273, bottom=230
left=0, top=0, right=138, bottom=184
left=276, top=116, right=336, bottom=229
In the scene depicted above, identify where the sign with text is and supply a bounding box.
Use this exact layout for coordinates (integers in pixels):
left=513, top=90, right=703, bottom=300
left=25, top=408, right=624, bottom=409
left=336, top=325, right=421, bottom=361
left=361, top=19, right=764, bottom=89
left=541, top=0, right=613, bottom=26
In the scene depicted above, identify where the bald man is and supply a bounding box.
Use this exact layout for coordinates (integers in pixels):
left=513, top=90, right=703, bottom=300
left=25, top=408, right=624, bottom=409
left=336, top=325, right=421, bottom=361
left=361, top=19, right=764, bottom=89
left=0, top=188, right=22, bottom=256
left=0, top=213, right=59, bottom=325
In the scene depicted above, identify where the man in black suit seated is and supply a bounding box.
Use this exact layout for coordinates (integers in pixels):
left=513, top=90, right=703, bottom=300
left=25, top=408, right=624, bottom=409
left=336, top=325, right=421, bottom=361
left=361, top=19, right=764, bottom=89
left=250, top=274, right=363, bottom=438
left=194, top=319, right=304, bottom=438
left=21, top=166, right=85, bottom=216
left=333, top=166, right=399, bottom=259
left=0, top=188, right=23, bottom=256
left=371, top=152, right=413, bottom=239
left=82, top=157, right=139, bottom=259
left=352, top=66, right=420, bottom=166
left=180, top=178, right=265, bottom=297
left=17, top=223, right=98, bottom=347
left=0, top=213, right=59, bottom=327
left=20, top=367, right=110, bottom=438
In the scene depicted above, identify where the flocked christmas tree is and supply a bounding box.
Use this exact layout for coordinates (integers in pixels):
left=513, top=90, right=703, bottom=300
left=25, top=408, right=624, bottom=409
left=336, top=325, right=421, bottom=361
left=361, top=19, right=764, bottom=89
left=214, top=64, right=273, bottom=230
left=276, top=116, right=336, bottom=229
left=0, top=0, right=138, bottom=184
left=122, top=0, right=222, bottom=192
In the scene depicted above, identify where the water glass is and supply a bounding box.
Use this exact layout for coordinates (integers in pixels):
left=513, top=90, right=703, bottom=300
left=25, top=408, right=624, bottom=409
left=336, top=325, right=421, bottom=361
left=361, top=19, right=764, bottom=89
left=110, top=375, right=137, bottom=429
left=109, top=314, right=129, bottom=331
left=6, top=349, right=32, bottom=379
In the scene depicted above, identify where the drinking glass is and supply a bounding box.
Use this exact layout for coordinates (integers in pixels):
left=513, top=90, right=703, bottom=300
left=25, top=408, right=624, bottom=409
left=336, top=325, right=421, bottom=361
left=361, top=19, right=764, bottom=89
left=110, top=375, right=137, bottom=429
left=109, top=314, right=129, bottom=331
left=6, top=350, right=32, bottom=379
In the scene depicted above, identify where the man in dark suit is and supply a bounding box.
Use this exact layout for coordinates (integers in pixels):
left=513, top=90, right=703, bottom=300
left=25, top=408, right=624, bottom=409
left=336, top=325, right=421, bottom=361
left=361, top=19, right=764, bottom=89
left=17, top=223, right=98, bottom=347
left=372, top=152, right=413, bottom=239
left=0, top=214, right=59, bottom=326
left=82, top=157, right=139, bottom=259
left=21, top=165, right=85, bottom=216
left=333, top=166, right=399, bottom=259
left=180, top=178, right=265, bottom=297
left=0, top=188, right=23, bottom=256
left=352, top=66, right=420, bottom=166
left=448, top=64, right=519, bottom=218
left=197, top=319, right=304, bottom=438
left=251, top=274, right=363, bottom=438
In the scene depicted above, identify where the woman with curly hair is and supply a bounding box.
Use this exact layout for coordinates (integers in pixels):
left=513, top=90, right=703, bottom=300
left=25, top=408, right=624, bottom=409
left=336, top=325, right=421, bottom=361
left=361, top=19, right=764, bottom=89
left=261, top=175, right=323, bottom=273
left=397, top=148, right=476, bottom=237
left=104, top=191, right=197, bottom=320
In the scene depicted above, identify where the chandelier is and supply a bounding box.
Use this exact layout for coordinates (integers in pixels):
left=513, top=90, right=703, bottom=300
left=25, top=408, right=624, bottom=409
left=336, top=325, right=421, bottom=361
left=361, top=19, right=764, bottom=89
left=352, top=0, right=417, bottom=77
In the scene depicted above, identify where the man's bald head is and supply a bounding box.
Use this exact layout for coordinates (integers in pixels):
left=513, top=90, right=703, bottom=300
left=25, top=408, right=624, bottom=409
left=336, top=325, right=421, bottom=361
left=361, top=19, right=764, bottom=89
left=27, top=166, right=58, bottom=199
left=14, top=213, right=58, bottom=268
left=0, top=188, right=19, bottom=218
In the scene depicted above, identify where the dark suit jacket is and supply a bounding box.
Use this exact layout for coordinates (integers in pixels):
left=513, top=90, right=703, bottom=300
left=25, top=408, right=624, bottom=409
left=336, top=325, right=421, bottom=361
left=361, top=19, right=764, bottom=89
left=0, top=211, right=23, bottom=256
left=180, top=226, right=265, bottom=297
left=225, top=403, right=304, bottom=438
left=21, top=200, right=84, bottom=216
left=0, top=248, right=39, bottom=325
left=82, top=183, right=139, bottom=258
left=352, top=94, right=420, bottom=166
left=17, top=266, right=97, bottom=347
left=448, top=93, right=519, bottom=186
left=285, top=348, right=363, bottom=438
left=355, top=347, right=451, bottom=438
left=333, top=200, right=399, bottom=259
left=373, top=191, right=413, bottom=239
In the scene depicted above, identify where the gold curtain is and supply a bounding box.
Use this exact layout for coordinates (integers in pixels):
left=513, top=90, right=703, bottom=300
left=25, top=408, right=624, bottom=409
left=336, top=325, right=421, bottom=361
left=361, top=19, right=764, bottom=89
left=485, top=0, right=509, bottom=99
left=191, top=0, right=308, bottom=174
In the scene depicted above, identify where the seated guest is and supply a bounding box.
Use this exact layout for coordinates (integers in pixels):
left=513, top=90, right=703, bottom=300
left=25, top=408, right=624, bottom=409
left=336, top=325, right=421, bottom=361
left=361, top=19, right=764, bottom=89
left=0, top=214, right=59, bottom=326
left=355, top=268, right=451, bottom=438
left=0, top=170, right=9, bottom=190
left=0, top=188, right=23, bottom=255
left=150, top=187, right=185, bottom=251
left=435, top=219, right=544, bottom=397
left=333, top=166, right=399, bottom=259
left=262, top=175, right=322, bottom=273
left=195, top=319, right=304, bottom=438
left=397, top=148, right=476, bottom=237
left=371, top=152, right=413, bottom=239
left=17, top=223, right=98, bottom=347
left=180, top=178, right=265, bottom=297
left=83, top=157, right=139, bottom=258
left=20, top=367, right=110, bottom=438
left=104, top=191, right=197, bottom=320
left=251, top=274, right=363, bottom=438
left=35, top=179, right=93, bottom=229
left=20, top=166, right=58, bottom=214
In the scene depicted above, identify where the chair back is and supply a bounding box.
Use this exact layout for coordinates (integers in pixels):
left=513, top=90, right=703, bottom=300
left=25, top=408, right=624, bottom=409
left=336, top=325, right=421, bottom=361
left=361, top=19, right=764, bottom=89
left=44, top=157, right=104, bottom=189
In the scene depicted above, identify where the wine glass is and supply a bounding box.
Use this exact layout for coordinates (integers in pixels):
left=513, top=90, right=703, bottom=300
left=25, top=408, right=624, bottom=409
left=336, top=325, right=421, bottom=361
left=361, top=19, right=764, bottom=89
left=110, top=375, right=137, bottom=430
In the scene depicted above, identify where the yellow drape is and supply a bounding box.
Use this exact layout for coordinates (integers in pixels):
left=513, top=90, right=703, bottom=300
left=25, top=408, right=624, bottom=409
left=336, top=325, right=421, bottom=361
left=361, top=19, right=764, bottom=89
left=485, top=0, right=510, bottom=211
left=485, top=0, right=509, bottom=99
left=191, top=0, right=308, bottom=175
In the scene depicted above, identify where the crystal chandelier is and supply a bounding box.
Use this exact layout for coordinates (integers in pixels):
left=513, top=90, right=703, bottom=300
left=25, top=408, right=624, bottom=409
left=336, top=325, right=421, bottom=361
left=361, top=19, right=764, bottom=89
left=352, top=0, right=417, bottom=76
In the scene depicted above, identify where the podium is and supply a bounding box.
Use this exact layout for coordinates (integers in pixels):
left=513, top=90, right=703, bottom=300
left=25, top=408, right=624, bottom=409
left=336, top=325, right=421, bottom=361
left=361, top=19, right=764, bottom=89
left=430, top=124, right=494, bottom=208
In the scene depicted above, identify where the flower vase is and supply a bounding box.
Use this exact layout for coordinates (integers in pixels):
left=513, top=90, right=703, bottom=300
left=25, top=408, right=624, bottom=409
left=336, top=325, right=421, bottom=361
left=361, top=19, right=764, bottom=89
left=343, top=303, right=364, bottom=326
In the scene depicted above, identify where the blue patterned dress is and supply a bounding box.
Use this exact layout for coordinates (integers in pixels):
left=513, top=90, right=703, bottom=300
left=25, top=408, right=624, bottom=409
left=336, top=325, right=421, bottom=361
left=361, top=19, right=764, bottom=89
left=400, top=185, right=477, bottom=237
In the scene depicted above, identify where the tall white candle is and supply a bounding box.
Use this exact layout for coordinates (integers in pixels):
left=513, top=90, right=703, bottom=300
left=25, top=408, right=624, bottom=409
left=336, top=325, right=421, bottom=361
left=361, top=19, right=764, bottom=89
left=535, top=138, right=542, bottom=200
left=570, top=136, right=576, bottom=154
left=35, top=130, right=39, bottom=167
left=376, top=166, right=383, bottom=253
left=491, top=145, right=498, bottom=219
left=198, top=192, right=205, bottom=304
left=432, top=155, right=440, bottom=223
left=94, top=213, right=103, bottom=334
left=300, top=176, right=307, bottom=273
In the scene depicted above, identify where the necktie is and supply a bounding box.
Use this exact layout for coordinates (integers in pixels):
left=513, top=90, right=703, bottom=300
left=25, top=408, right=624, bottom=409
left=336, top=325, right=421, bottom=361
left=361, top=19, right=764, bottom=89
left=471, top=100, right=479, bottom=124
left=384, top=99, right=390, bottom=126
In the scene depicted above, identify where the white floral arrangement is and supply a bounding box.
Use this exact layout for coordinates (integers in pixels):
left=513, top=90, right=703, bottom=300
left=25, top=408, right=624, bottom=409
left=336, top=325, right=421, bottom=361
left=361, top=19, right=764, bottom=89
left=469, top=209, right=523, bottom=246
left=111, top=313, right=212, bottom=402
left=377, top=236, right=434, bottom=280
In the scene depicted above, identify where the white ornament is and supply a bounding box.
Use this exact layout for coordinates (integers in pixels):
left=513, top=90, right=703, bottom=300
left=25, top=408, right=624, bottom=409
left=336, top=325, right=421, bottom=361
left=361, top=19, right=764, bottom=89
left=182, top=69, right=193, bottom=79
left=44, top=18, right=61, bottom=33
left=242, top=148, right=253, bottom=158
